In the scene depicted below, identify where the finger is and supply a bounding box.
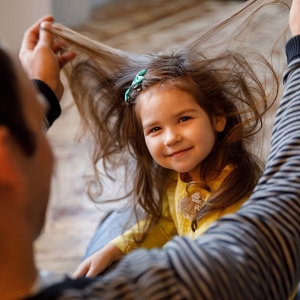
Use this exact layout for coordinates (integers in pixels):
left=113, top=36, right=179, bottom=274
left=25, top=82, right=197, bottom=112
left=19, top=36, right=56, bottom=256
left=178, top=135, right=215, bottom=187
left=86, top=266, right=101, bottom=278
left=21, top=15, right=54, bottom=51
left=72, top=263, right=89, bottom=278
left=29, top=15, right=54, bottom=33
left=58, top=51, right=76, bottom=68
left=52, top=40, right=69, bottom=54
left=39, top=21, right=54, bottom=47
left=51, top=43, right=61, bottom=54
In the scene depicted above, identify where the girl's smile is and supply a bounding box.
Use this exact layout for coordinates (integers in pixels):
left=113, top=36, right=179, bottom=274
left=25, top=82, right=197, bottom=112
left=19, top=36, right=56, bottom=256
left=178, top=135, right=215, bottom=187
left=136, top=84, right=226, bottom=179
left=167, top=147, right=194, bottom=158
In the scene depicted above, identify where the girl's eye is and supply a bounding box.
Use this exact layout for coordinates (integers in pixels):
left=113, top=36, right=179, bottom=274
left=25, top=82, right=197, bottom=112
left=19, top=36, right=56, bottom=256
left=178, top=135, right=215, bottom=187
left=145, top=127, right=161, bottom=136
left=149, top=127, right=161, bottom=133
left=179, top=116, right=191, bottom=123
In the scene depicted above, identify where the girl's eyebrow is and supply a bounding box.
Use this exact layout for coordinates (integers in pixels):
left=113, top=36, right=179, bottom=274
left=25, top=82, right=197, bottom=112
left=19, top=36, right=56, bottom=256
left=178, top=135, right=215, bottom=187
left=174, top=108, right=198, bottom=117
left=143, top=121, right=157, bottom=130
left=143, top=108, right=198, bottom=129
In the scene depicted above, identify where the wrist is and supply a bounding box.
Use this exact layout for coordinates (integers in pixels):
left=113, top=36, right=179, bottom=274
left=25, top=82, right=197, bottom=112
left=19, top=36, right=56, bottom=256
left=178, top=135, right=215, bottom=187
left=107, top=243, right=125, bottom=261
left=286, top=35, right=300, bottom=64
left=35, top=76, right=63, bottom=100
left=32, top=79, right=61, bottom=127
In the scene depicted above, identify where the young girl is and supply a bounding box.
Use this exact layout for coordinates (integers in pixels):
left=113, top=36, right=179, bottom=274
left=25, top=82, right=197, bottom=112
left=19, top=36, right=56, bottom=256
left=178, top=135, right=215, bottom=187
left=73, top=51, right=279, bottom=277
left=49, top=0, right=290, bottom=277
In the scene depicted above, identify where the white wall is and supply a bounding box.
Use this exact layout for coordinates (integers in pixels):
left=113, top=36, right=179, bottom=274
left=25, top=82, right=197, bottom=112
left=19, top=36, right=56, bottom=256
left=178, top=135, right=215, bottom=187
left=52, top=0, right=90, bottom=27
left=0, top=0, right=52, bottom=53
left=0, top=0, right=109, bottom=53
left=51, top=0, right=110, bottom=27
left=89, top=0, right=111, bottom=8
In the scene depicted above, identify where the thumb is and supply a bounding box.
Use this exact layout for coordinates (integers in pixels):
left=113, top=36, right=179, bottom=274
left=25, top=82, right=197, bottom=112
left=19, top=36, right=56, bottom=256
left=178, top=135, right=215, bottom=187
left=39, top=21, right=53, bottom=46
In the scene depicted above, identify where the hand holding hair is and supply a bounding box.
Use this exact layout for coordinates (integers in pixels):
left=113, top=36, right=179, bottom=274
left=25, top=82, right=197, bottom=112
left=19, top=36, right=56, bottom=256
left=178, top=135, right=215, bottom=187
left=290, top=0, right=300, bottom=36
left=19, top=15, right=76, bottom=100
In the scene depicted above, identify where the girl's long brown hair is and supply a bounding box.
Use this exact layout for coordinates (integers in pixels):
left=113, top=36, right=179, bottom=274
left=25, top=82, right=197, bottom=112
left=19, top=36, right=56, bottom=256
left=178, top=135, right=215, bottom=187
left=50, top=0, right=290, bottom=241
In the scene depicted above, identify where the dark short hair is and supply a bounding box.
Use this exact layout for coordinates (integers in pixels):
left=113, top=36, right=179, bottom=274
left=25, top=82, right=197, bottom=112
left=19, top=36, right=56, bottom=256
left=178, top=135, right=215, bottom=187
left=0, top=46, right=35, bottom=155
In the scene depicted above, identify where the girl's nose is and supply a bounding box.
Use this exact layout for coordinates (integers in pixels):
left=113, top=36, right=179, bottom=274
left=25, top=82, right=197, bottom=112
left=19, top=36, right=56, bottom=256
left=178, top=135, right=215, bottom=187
left=163, top=130, right=182, bottom=146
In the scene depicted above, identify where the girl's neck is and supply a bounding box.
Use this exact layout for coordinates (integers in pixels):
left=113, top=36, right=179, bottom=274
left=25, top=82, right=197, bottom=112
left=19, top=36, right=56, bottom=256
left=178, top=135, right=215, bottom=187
left=181, top=172, right=200, bottom=183
left=186, top=166, right=203, bottom=182
left=183, top=167, right=218, bottom=183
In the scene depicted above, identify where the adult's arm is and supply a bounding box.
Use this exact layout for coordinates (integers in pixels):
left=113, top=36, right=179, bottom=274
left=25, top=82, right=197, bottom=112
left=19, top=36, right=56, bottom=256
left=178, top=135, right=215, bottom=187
left=19, top=16, right=75, bottom=127
left=96, top=35, right=300, bottom=299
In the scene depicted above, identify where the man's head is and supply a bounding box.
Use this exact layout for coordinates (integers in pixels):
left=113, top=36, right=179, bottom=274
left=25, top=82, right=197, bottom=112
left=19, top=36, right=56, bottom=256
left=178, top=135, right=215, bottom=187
left=0, top=44, right=54, bottom=240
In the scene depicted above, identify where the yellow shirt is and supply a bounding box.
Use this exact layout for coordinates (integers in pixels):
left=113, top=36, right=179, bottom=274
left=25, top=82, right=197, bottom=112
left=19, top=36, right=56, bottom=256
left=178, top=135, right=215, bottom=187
left=111, top=166, right=247, bottom=254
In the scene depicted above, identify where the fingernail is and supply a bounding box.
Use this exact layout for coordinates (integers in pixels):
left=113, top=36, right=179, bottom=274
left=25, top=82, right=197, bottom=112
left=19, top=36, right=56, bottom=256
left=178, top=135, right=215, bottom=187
left=40, top=21, right=46, bottom=30
left=40, top=21, right=52, bottom=31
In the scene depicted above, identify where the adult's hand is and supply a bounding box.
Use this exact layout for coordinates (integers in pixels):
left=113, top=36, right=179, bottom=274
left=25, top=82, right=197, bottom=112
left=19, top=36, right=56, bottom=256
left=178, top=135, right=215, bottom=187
left=19, top=15, right=76, bottom=100
left=290, top=0, right=300, bottom=37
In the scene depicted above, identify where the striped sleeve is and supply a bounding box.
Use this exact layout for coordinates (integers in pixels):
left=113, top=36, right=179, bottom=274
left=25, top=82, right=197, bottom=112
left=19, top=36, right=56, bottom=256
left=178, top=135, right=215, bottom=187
left=163, top=36, right=300, bottom=299
left=32, top=79, right=61, bottom=128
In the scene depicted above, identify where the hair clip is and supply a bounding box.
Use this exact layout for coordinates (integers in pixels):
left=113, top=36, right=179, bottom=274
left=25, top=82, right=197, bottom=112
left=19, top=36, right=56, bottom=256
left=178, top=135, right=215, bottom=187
left=124, top=69, right=147, bottom=103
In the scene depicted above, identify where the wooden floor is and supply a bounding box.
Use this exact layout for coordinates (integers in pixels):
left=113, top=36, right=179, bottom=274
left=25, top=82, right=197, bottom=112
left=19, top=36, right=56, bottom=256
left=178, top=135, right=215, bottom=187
left=76, top=0, right=241, bottom=50
left=34, top=0, right=254, bottom=275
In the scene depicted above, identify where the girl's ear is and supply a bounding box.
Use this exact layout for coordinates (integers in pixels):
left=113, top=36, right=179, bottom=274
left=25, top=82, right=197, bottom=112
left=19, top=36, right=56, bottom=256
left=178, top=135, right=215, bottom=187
left=214, top=115, right=226, bottom=133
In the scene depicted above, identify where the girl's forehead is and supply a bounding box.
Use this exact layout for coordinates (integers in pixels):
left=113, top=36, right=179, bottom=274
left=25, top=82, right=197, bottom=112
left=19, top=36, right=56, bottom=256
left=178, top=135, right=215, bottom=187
left=136, top=85, right=198, bottom=112
left=135, top=83, right=163, bottom=107
left=138, top=83, right=196, bottom=103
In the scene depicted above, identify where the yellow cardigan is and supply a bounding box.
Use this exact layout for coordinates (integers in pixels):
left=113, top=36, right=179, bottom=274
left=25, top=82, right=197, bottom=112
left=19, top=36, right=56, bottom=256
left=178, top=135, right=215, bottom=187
left=111, top=167, right=247, bottom=254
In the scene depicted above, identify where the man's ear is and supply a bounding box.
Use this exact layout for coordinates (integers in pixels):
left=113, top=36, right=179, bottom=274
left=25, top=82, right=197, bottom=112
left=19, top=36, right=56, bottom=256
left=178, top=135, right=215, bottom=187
left=0, top=126, right=21, bottom=186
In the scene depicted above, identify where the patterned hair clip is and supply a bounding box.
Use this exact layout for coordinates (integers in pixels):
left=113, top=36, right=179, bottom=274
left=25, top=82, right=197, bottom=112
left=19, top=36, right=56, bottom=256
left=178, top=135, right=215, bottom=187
left=124, top=69, right=147, bottom=104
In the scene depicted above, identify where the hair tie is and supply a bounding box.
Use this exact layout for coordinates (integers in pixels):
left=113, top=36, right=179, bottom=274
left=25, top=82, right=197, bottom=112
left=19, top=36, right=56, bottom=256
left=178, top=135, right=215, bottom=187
left=124, top=69, right=147, bottom=104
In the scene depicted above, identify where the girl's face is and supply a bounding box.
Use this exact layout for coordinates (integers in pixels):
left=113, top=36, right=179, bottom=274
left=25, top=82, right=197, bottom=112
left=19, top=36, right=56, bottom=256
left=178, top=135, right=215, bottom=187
left=136, top=85, right=226, bottom=180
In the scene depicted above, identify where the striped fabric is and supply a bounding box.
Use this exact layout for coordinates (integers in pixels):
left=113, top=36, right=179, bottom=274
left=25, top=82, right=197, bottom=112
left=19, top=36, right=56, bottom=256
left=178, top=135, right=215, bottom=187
left=30, top=36, right=300, bottom=300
